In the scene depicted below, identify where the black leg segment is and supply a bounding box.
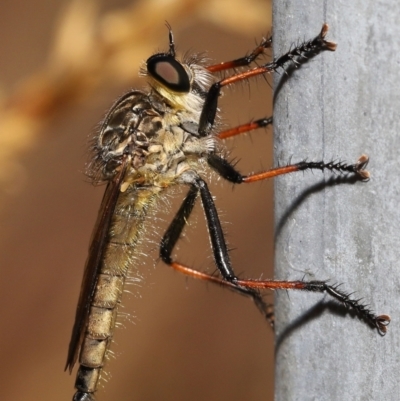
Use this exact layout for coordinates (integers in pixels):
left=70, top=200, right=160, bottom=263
left=160, top=176, right=274, bottom=325
left=160, top=185, right=199, bottom=265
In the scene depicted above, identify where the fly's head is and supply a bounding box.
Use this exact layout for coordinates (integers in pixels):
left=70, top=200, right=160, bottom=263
left=141, top=24, right=213, bottom=122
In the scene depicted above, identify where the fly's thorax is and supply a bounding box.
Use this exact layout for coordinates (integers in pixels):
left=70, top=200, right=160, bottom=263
left=89, top=88, right=218, bottom=189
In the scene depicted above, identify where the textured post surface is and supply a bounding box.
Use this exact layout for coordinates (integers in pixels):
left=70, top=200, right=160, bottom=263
left=273, top=2, right=400, bottom=400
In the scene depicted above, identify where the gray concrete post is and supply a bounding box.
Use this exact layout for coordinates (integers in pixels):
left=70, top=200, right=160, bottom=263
left=273, top=2, right=400, bottom=400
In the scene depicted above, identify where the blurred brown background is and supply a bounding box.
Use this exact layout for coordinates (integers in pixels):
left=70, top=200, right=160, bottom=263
left=0, top=1, right=274, bottom=400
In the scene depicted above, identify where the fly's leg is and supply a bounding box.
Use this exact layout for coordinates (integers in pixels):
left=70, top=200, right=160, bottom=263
left=208, top=34, right=273, bottom=140
left=199, top=24, right=336, bottom=137
left=160, top=181, right=275, bottom=328
left=211, top=27, right=332, bottom=155
left=206, top=35, right=272, bottom=73
left=160, top=176, right=389, bottom=334
left=235, top=279, right=390, bottom=335
left=207, top=153, right=371, bottom=182
left=205, top=154, right=390, bottom=334
left=217, top=117, right=273, bottom=140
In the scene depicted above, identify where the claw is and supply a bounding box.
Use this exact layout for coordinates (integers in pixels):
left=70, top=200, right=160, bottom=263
left=355, top=154, right=370, bottom=181
left=320, top=23, right=337, bottom=51
left=375, top=314, right=391, bottom=335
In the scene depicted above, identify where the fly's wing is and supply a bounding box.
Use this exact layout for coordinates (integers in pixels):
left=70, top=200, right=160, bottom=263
left=65, top=159, right=128, bottom=372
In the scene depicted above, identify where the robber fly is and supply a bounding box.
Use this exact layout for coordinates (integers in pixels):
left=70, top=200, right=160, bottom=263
left=65, top=24, right=390, bottom=401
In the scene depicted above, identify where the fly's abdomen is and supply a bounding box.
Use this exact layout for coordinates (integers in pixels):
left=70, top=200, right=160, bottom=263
left=74, top=188, right=158, bottom=400
left=75, top=277, right=121, bottom=395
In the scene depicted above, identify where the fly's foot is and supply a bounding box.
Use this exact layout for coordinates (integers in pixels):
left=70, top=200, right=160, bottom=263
left=354, top=154, right=370, bottom=181
left=319, top=23, right=337, bottom=51
left=375, top=314, right=391, bottom=336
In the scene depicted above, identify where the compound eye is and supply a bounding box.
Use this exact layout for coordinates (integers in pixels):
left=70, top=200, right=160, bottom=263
left=146, top=53, right=191, bottom=93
